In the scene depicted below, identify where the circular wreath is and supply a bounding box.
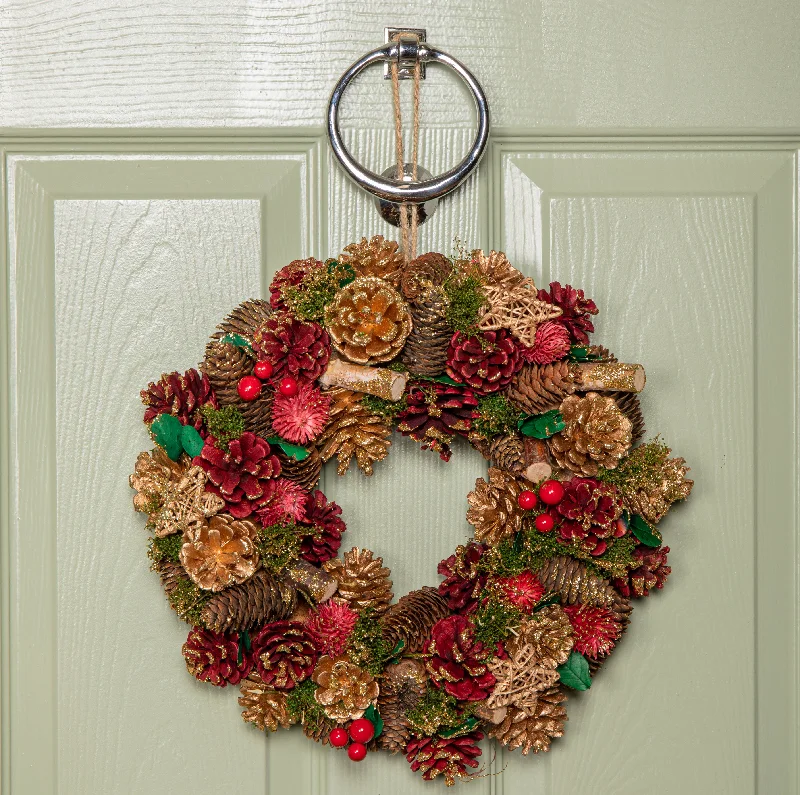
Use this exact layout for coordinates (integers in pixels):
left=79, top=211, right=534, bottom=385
left=129, top=236, right=693, bottom=786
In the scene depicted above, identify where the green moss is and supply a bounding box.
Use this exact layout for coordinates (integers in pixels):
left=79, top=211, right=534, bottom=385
left=147, top=533, right=183, bottom=565
left=286, top=679, right=327, bottom=724
left=360, top=393, right=407, bottom=422
left=478, top=535, right=527, bottom=578
left=201, top=404, right=245, bottom=450
left=472, top=598, right=522, bottom=646
left=473, top=394, right=521, bottom=438
left=255, top=522, right=303, bottom=572
left=443, top=274, right=486, bottom=334
left=597, top=437, right=670, bottom=491
left=347, top=610, right=389, bottom=676
left=522, top=530, right=565, bottom=572
left=167, top=578, right=209, bottom=625
left=406, top=687, right=462, bottom=736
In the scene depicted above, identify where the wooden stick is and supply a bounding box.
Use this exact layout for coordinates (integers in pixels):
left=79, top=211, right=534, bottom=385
left=473, top=702, right=508, bottom=725
left=284, top=559, right=338, bottom=603
left=319, top=357, right=409, bottom=401
left=522, top=438, right=553, bottom=483
left=570, top=362, right=645, bottom=393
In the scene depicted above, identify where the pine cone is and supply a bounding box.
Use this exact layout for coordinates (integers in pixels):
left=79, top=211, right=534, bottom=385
left=200, top=568, right=298, bottom=633
left=313, top=655, right=379, bottom=721
left=269, top=258, right=324, bottom=310
left=252, top=621, right=318, bottom=690
left=238, top=671, right=294, bottom=731
left=400, top=252, right=453, bottom=300
left=252, top=313, right=331, bottom=383
left=472, top=249, right=528, bottom=290
left=620, top=453, right=693, bottom=525
left=340, top=235, right=404, bottom=287
left=506, top=361, right=576, bottom=415
left=323, top=547, right=393, bottom=615
left=324, top=277, right=412, bottom=364
left=317, top=388, right=392, bottom=476
left=182, top=626, right=253, bottom=686
left=382, top=587, right=450, bottom=653
left=446, top=329, right=523, bottom=394
left=614, top=544, right=671, bottom=598
left=216, top=298, right=273, bottom=340
left=586, top=345, right=617, bottom=362
left=512, top=605, right=574, bottom=668
left=377, top=659, right=427, bottom=753
left=487, top=688, right=567, bottom=754
left=298, top=489, right=346, bottom=565
left=302, top=714, right=337, bottom=743
left=609, top=391, right=645, bottom=446
left=553, top=477, right=625, bottom=557
left=466, top=467, right=526, bottom=546
left=436, top=542, right=487, bottom=615
left=406, top=731, right=484, bottom=785
left=141, top=368, right=217, bottom=432
left=484, top=433, right=526, bottom=475
left=275, top=445, right=322, bottom=491
left=396, top=381, right=479, bottom=462
left=537, top=282, right=598, bottom=345
left=180, top=515, right=260, bottom=592
left=155, top=558, right=188, bottom=602
left=548, top=392, right=632, bottom=476
left=401, top=293, right=451, bottom=376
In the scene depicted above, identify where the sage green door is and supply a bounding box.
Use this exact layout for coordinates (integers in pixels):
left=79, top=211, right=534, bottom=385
left=2, top=3, right=798, bottom=794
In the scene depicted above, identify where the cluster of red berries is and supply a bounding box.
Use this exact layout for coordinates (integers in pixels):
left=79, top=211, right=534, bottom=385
left=516, top=479, right=565, bottom=532
left=328, top=718, right=375, bottom=762
left=237, top=360, right=299, bottom=403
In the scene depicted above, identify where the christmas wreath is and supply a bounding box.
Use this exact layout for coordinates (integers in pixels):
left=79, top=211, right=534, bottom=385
left=129, top=237, right=693, bottom=785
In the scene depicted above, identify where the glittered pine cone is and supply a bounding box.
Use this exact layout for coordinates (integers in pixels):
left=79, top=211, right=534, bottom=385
left=297, top=489, right=346, bottom=565
left=182, top=626, right=254, bottom=686
left=425, top=615, right=496, bottom=702
left=238, top=671, right=294, bottom=731
left=252, top=620, right=318, bottom=690
left=381, top=587, right=450, bottom=654
left=436, top=542, right=487, bottom=615
left=252, top=312, right=331, bottom=383
left=562, top=603, right=622, bottom=660
left=141, top=368, right=218, bottom=432
left=406, top=730, right=484, bottom=785
left=548, top=392, right=632, bottom=476
left=324, top=277, right=412, bottom=365
left=396, top=381, right=479, bottom=462
left=446, top=329, right=523, bottom=394
left=487, top=688, right=567, bottom=755
left=620, top=453, right=693, bottom=525
left=193, top=432, right=281, bottom=519
left=466, top=467, right=527, bottom=546
left=269, top=258, right=325, bottom=310
left=340, top=235, right=404, bottom=287
left=554, top=477, right=625, bottom=557
left=400, top=251, right=453, bottom=300
left=274, top=444, right=323, bottom=491
left=613, top=544, right=671, bottom=598
left=323, top=547, right=393, bottom=615
left=377, top=659, right=428, bottom=753
left=180, top=514, right=260, bottom=592
left=312, top=655, right=379, bottom=722
left=537, top=282, right=598, bottom=345
left=200, top=568, right=298, bottom=633
left=401, top=292, right=451, bottom=377
left=506, top=361, right=576, bottom=415
left=512, top=605, right=574, bottom=668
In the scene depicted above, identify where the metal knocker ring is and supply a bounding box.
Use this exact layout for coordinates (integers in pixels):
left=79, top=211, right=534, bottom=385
left=327, top=40, right=490, bottom=205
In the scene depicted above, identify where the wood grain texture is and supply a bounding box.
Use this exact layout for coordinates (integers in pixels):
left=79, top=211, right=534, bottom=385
left=1, top=0, right=800, bottom=130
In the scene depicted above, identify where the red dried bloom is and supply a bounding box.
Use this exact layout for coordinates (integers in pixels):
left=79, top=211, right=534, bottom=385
left=194, top=431, right=281, bottom=519
left=521, top=320, right=571, bottom=364
left=537, top=282, right=598, bottom=345
left=446, top=329, right=523, bottom=394
left=425, top=615, right=496, bottom=702
left=406, top=731, right=484, bottom=785
left=614, top=545, right=671, bottom=598
left=562, top=604, right=622, bottom=659
left=254, top=477, right=309, bottom=527
left=437, top=542, right=487, bottom=615
left=298, top=489, right=346, bottom=565
left=305, top=602, right=359, bottom=657
left=492, top=571, right=545, bottom=613
left=141, top=368, right=218, bottom=432
left=251, top=620, right=318, bottom=691
left=182, top=626, right=253, bottom=686
left=555, top=478, right=625, bottom=556
left=269, top=258, right=324, bottom=310
left=270, top=381, right=331, bottom=444
left=252, top=312, right=331, bottom=383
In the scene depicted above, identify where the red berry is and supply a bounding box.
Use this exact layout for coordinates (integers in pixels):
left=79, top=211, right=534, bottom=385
left=279, top=376, right=298, bottom=397
left=538, top=479, right=565, bottom=505
left=517, top=490, right=538, bottom=511
left=349, top=717, right=375, bottom=744
left=535, top=513, right=555, bottom=532
left=329, top=727, right=348, bottom=748
left=237, top=375, right=262, bottom=401
left=347, top=742, right=367, bottom=761
left=253, top=360, right=274, bottom=380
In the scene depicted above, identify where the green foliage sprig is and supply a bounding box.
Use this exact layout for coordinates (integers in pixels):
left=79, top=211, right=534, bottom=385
left=473, top=394, right=521, bottom=438
left=201, top=404, right=245, bottom=450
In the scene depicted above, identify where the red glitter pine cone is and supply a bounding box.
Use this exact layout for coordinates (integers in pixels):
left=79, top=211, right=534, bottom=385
left=436, top=542, right=487, bottom=615
left=406, top=731, right=484, bottom=785
left=614, top=544, right=671, bottom=598
left=182, top=626, right=253, bottom=686
left=252, top=312, right=331, bottom=383
left=252, top=620, right=318, bottom=691
left=269, top=258, right=324, bottom=311
left=298, top=489, right=347, bottom=565
left=554, top=478, right=625, bottom=556
left=446, top=329, right=523, bottom=394
left=141, top=368, right=218, bottom=432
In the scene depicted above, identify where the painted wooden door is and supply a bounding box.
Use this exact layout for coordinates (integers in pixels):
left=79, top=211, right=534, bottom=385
left=1, top=3, right=798, bottom=794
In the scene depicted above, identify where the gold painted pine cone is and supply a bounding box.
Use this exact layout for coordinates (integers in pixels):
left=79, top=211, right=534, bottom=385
left=506, top=361, right=576, bottom=415
left=340, top=235, right=405, bottom=287
left=486, top=687, right=568, bottom=755
left=548, top=392, right=632, bottom=476
left=381, top=587, right=450, bottom=654
left=239, top=672, right=294, bottom=732
left=466, top=467, right=527, bottom=546
left=324, top=277, right=412, bottom=365
left=313, top=655, right=379, bottom=722
left=323, top=547, right=393, bottom=615
left=180, top=514, right=260, bottom=592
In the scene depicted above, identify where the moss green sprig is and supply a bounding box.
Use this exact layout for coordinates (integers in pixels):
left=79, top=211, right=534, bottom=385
left=347, top=609, right=390, bottom=676
left=147, top=533, right=183, bottom=566
left=406, top=687, right=462, bottom=736
left=255, top=522, right=303, bottom=572
left=473, top=394, right=521, bottom=438
left=472, top=598, right=522, bottom=646
left=443, top=273, right=486, bottom=334
left=200, top=404, right=245, bottom=451
left=597, top=437, right=670, bottom=491
left=167, top=578, right=209, bottom=625
left=286, top=679, right=327, bottom=725
left=361, top=394, right=407, bottom=422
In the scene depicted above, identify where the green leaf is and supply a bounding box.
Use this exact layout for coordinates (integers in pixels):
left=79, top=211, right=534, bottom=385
left=628, top=513, right=663, bottom=547
left=532, top=593, right=561, bottom=612
left=437, top=716, right=480, bottom=738
left=150, top=413, right=184, bottom=460
left=364, top=704, right=384, bottom=739
left=266, top=436, right=309, bottom=461
left=383, top=639, right=406, bottom=663
left=180, top=424, right=205, bottom=458
left=219, top=333, right=254, bottom=354
left=557, top=651, right=592, bottom=691
left=518, top=410, right=566, bottom=439
left=430, top=374, right=461, bottom=386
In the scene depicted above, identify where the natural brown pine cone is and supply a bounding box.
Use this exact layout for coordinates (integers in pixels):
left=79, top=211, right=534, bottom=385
left=302, top=714, right=337, bottom=744
left=377, top=659, right=427, bottom=753
left=608, top=391, right=645, bottom=446
left=487, top=687, right=568, bottom=755
left=340, top=235, right=405, bottom=287
left=400, top=292, right=451, bottom=376
left=482, top=433, right=526, bottom=475
left=586, top=345, right=617, bottom=363
left=400, top=252, right=453, bottom=300
left=377, top=688, right=412, bottom=754
left=506, top=361, right=576, bottom=415
left=381, top=587, right=450, bottom=653
left=324, top=277, right=412, bottom=365
left=323, top=547, right=393, bottom=615
left=274, top=445, right=323, bottom=491
left=466, top=467, right=527, bottom=546
left=548, top=392, right=632, bottom=476
left=217, top=298, right=273, bottom=341
left=238, top=672, right=294, bottom=732
left=155, top=558, right=188, bottom=601
left=316, top=388, right=392, bottom=476
left=313, top=655, right=379, bottom=722
left=511, top=605, right=574, bottom=668
left=200, top=569, right=298, bottom=633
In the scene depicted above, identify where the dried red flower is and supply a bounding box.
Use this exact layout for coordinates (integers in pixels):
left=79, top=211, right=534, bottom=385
left=254, top=477, right=309, bottom=526
left=492, top=571, right=545, bottom=612
left=306, top=601, right=359, bottom=657
left=271, top=381, right=331, bottom=444
left=521, top=319, right=571, bottom=364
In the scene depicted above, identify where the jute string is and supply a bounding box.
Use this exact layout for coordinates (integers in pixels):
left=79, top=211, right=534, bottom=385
left=390, top=33, right=422, bottom=263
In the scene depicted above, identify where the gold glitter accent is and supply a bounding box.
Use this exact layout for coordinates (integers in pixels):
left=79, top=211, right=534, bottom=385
left=486, top=641, right=560, bottom=714
left=286, top=558, right=337, bottom=603
left=466, top=467, right=526, bottom=546
left=571, top=361, right=646, bottom=393
left=323, top=547, right=393, bottom=615
left=487, top=688, right=568, bottom=754
left=511, top=605, right=574, bottom=669
left=313, top=655, right=379, bottom=721
left=238, top=672, right=294, bottom=732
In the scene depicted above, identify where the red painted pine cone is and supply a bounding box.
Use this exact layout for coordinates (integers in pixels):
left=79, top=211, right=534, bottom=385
left=298, top=489, right=347, bottom=565
left=182, top=626, right=254, bottom=686
left=252, top=312, right=331, bottom=383
left=436, top=542, right=487, bottom=615
left=141, top=368, right=218, bottom=432
left=269, top=258, right=325, bottom=310
left=406, top=731, right=484, bottom=785
left=613, top=544, right=671, bottom=598
left=554, top=477, right=625, bottom=557
left=536, top=281, right=598, bottom=345
left=446, top=329, right=523, bottom=394
left=252, top=620, right=318, bottom=690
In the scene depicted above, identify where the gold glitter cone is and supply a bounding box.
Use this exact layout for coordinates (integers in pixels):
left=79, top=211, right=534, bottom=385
left=323, top=547, right=393, bottom=615
left=506, top=361, right=576, bottom=415
left=400, top=252, right=454, bottom=301
left=313, top=655, right=379, bottom=722
left=487, top=687, right=568, bottom=754
left=548, top=392, right=632, bottom=476
left=340, top=235, right=405, bottom=287
left=239, top=672, right=294, bottom=732
left=381, top=587, right=450, bottom=653
left=401, top=292, right=451, bottom=377
left=466, top=467, right=527, bottom=546
left=511, top=605, right=574, bottom=669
